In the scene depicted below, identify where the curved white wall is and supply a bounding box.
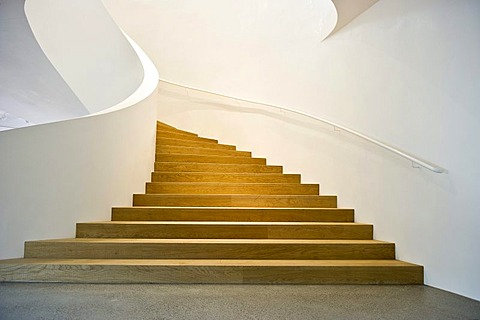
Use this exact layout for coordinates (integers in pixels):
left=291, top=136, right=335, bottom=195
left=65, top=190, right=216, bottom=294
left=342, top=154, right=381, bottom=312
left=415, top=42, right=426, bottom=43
left=105, top=0, right=480, bottom=300
left=0, top=93, right=157, bottom=260
left=0, top=0, right=159, bottom=261
left=25, top=0, right=144, bottom=113
left=102, top=0, right=337, bottom=93
left=0, top=0, right=87, bottom=126
left=330, top=0, right=379, bottom=35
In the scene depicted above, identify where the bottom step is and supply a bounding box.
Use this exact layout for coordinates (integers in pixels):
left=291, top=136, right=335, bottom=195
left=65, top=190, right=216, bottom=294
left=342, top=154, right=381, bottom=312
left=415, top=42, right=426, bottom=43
left=0, top=259, right=423, bottom=284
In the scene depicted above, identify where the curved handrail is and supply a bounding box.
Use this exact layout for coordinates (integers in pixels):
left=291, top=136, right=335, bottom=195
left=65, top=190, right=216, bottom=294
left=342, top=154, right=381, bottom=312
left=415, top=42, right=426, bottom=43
left=159, top=79, right=447, bottom=174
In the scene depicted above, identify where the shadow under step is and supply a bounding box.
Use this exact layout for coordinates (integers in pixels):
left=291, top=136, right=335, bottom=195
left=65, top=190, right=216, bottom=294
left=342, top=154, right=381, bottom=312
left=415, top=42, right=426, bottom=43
left=0, top=258, right=424, bottom=284
left=24, top=239, right=393, bottom=260
left=145, top=182, right=319, bottom=195
left=76, top=221, right=372, bottom=240
left=133, top=194, right=337, bottom=208
left=111, top=207, right=355, bottom=222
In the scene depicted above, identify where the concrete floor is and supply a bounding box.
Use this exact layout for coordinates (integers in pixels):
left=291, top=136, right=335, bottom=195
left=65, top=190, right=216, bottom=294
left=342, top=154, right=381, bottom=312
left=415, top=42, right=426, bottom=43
left=0, top=283, right=479, bottom=320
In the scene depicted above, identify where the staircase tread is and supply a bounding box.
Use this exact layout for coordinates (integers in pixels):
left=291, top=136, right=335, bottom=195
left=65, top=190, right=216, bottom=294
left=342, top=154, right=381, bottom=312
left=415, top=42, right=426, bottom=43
left=134, top=194, right=335, bottom=197
left=156, top=139, right=236, bottom=150
left=28, top=238, right=388, bottom=244
left=156, top=129, right=206, bottom=135
left=79, top=221, right=368, bottom=226
left=153, top=172, right=297, bottom=176
left=0, top=258, right=419, bottom=267
left=156, top=121, right=178, bottom=129
left=156, top=136, right=218, bottom=143
left=156, top=136, right=229, bottom=143
left=156, top=153, right=265, bottom=160
left=146, top=182, right=315, bottom=186
left=157, top=129, right=213, bottom=137
left=157, top=145, right=247, bottom=152
left=155, top=161, right=277, bottom=166
left=113, top=206, right=353, bottom=210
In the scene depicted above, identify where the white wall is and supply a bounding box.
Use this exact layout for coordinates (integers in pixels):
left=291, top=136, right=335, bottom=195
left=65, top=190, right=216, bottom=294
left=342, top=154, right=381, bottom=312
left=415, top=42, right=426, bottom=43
left=25, top=0, right=144, bottom=113
left=0, top=37, right=159, bottom=258
left=105, top=0, right=480, bottom=300
left=0, top=0, right=87, bottom=126
left=102, top=0, right=337, bottom=87
left=0, top=93, right=157, bottom=259
left=330, top=0, right=378, bottom=35
left=0, top=0, right=159, bottom=260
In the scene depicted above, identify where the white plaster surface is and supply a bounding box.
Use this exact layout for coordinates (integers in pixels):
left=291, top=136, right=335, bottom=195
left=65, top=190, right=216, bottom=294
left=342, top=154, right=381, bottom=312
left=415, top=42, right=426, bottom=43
left=25, top=0, right=144, bottom=113
left=0, top=0, right=88, bottom=125
left=0, top=93, right=157, bottom=260
left=125, top=0, right=480, bottom=299
left=0, top=0, right=159, bottom=265
left=4, top=0, right=478, bottom=300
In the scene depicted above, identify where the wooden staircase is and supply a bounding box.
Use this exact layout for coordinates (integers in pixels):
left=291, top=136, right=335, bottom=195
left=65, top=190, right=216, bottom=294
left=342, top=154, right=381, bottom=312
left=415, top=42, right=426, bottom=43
left=0, top=121, right=423, bottom=284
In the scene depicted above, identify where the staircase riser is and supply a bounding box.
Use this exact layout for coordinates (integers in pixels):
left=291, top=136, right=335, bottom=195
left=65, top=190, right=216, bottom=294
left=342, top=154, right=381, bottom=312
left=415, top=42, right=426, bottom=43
left=145, top=183, right=319, bottom=195
left=111, top=208, right=354, bottom=222
left=157, top=131, right=217, bottom=143
left=156, top=129, right=198, bottom=138
left=157, top=138, right=236, bottom=150
left=0, top=264, right=423, bottom=284
left=154, top=163, right=282, bottom=173
left=151, top=173, right=300, bottom=183
left=157, top=122, right=176, bottom=129
left=24, top=243, right=395, bottom=260
left=133, top=195, right=337, bottom=208
left=76, top=225, right=373, bottom=240
left=155, top=154, right=266, bottom=165
left=156, top=146, right=251, bottom=157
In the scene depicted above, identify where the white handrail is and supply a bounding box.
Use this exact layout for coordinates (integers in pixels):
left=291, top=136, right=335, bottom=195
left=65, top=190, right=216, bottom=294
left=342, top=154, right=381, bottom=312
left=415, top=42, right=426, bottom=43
left=159, top=78, right=448, bottom=174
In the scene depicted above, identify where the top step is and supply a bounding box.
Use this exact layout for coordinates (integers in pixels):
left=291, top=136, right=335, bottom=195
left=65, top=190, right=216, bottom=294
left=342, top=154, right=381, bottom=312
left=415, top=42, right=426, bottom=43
left=157, top=129, right=198, bottom=138
left=156, top=122, right=196, bottom=136
left=156, top=137, right=236, bottom=150
left=157, top=121, right=178, bottom=130
left=157, top=130, right=218, bottom=143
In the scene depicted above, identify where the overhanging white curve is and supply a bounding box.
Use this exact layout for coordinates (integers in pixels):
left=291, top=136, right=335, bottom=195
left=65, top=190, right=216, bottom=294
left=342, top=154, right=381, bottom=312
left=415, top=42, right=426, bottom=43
left=90, top=32, right=159, bottom=116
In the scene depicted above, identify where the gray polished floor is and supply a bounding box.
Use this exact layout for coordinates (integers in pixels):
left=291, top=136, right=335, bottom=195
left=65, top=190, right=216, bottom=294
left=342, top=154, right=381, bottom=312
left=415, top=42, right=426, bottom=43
left=0, top=283, right=479, bottom=320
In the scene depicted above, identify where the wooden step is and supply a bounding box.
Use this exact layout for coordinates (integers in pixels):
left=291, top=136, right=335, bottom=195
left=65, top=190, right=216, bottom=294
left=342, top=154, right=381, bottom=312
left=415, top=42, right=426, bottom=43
left=156, top=145, right=251, bottom=157
left=156, top=121, right=179, bottom=131
left=133, top=194, right=337, bottom=208
left=145, top=182, right=319, bottom=195
left=155, top=154, right=267, bottom=165
left=156, top=122, right=198, bottom=137
left=156, top=129, right=198, bottom=138
left=24, top=239, right=395, bottom=260
left=157, top=137, right=236, bottom=150
left=157, top=131, right=218, bottom=143
left=157, top=125, right=198, bottom=137
left=0, top=258, right=423, bottom=284
left=151, top=172, right=300, bottom=183
left=76, top=221, right=372, bottom=240
left=111, top=207, right=355, bottom=222
left=0, top=119, right=425, bottom=286
left=155, top=162, right=283, bottom=173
